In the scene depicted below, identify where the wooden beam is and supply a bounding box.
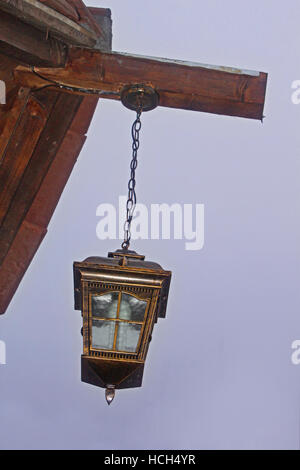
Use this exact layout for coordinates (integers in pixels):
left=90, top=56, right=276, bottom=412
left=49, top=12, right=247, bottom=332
left=15, top=48, right=267, bottom=120
left=0, top=88, right=84, bottom=266
left=0, top=91, right=57, bottom=226
left=0, top=0, right=101, bottom=48
left=0, top=10, right=67, bottom=67
left=0, top=53, right=31, bottom=144
left=0, top=95, right=98, bottom=314
left=39, top=0, right=80, bottom=23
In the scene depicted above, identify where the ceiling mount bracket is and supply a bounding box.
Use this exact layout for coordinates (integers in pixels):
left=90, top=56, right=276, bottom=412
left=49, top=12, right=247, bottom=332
left=121, top=84, right=159, bottom=112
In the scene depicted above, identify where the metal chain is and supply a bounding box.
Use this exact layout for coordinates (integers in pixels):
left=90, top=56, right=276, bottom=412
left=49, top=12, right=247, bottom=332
left=122, top=108, right=143, bottom=250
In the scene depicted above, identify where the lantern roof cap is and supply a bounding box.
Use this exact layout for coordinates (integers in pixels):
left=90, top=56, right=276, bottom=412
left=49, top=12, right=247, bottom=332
left=79, top=249, right=168, bottom=272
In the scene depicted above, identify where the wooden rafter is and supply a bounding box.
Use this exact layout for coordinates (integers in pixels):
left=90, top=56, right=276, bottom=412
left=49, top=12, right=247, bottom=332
left=0, top=47, right=98, bottom=314
left=0, top=78, right=98, bottom=313
left=16, top=49, right=267, bottom=120
left=0, top=10, right=67, bottom=67
left=0, top=0, right=101, bottom=47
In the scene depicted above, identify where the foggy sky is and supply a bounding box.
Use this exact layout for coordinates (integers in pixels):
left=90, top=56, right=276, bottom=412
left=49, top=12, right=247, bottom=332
left=0, top=0, right=300, bottom=450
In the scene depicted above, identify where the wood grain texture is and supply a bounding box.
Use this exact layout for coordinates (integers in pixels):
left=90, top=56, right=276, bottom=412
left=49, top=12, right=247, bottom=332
left=15, top=48, right=267, bottom=120
left=0, top=89, right=83, bottom=266
left=0, top=53, right=29, bottom=141
left=0, top=94, right=98, bottom=314
left=0, top=92, right=57, bottom=226
left=0, top=219, right=47, bottom=314
left=39, top=0, right=80, bottom=22
left=0, top=10, right=67, bottom=67
left=68, top=0, right=103, bottom=36
left=0, top=0, right=101, bottom=47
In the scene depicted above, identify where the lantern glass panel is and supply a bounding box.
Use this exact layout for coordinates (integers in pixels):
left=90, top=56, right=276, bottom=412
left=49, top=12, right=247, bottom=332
left=92, top=319, right=115, bottom=350
left=119, top=294, right=147, bottom=322
left=116, top=323, right=142, bottom=352
left=92, top=292, right=118, bottom=319
left=90, top=291, right=148, bottom=353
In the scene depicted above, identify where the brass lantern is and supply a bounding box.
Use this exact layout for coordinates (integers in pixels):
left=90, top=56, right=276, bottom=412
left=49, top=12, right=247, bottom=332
left=74, top=249, right=171, bottom=404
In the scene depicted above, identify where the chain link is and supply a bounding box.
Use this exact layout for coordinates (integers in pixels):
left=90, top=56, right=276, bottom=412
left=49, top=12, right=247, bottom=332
left=122, top=108, right=143, bottom=250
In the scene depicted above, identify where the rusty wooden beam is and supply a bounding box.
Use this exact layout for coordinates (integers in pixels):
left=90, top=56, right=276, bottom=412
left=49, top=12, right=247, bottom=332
left=15, top=48, right=267, bottom=120
left=0, top=10, right=67, bottom=67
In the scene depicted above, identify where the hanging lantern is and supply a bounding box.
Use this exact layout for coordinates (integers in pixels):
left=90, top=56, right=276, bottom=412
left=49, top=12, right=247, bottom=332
left=73, top=85, right=172, bottom=404
left=74, top=250, right=171, bottom=404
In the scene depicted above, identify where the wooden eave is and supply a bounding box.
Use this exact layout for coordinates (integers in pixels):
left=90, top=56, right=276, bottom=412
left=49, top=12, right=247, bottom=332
left=0, top=0, right=112, bottom=50
left=0, top=1, right=109, bottom=313
left=0, top=51, right=98, bottom=314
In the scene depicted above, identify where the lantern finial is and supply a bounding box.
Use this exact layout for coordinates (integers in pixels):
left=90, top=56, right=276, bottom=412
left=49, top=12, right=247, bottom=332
left=105, top=385, right=115, bottom=405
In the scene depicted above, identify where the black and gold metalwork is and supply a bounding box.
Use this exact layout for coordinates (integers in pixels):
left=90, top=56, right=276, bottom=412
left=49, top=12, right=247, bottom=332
left=121, top=84, right=159, bottom=112
left=74, top=249, right=171, bottom=404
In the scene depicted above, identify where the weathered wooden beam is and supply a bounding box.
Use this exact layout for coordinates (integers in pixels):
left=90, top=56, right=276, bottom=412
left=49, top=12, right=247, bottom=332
left=39, top=0, right=80, bottom=22
left=0, top=10, right=67, bottom=66
left=15, top=48, right=267, bottom=120
left=0, top=88, right=83, bottom=266
left=0, top=94, right=98, bottom=314
left=0, top=0, right=101, bottom=48
left=0, top=53, right=30, bottom=141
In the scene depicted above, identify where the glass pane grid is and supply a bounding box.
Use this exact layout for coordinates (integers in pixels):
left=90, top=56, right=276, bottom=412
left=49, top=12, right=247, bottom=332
left=90, top=291, right=148, bottom=354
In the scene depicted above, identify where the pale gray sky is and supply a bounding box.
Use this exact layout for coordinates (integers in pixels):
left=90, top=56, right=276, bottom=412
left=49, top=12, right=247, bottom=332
left=0, top=0, right=300, bottom=450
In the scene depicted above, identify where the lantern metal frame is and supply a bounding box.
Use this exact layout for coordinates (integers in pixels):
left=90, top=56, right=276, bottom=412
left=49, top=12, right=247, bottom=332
left=73, top=249, right=171, bottom=399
